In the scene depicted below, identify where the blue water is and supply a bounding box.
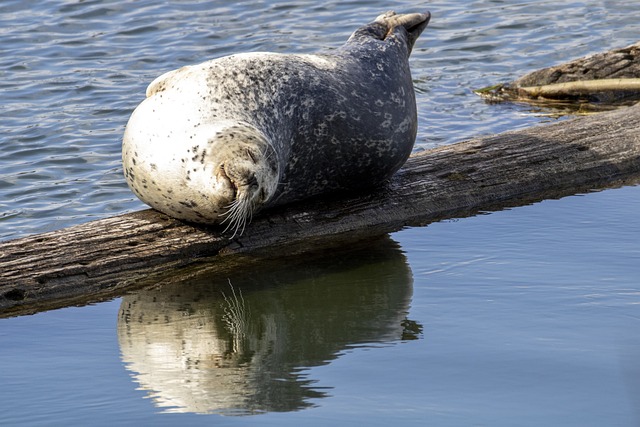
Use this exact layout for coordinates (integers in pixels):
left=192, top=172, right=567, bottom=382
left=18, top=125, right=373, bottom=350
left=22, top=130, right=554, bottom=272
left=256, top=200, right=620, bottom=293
left=1, top=0, right=640, bottom=425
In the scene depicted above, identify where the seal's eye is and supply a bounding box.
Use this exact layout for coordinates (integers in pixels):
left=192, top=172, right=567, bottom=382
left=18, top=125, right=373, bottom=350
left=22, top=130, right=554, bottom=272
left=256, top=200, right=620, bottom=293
left=246, top=148, right=257, bottom=164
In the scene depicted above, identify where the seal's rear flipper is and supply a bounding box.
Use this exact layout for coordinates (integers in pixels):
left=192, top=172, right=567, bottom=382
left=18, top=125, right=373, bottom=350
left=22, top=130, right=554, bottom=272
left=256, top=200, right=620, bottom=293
left=375, top=11, right=431, bottom=54
left=348, top=11, right=431, bottom=55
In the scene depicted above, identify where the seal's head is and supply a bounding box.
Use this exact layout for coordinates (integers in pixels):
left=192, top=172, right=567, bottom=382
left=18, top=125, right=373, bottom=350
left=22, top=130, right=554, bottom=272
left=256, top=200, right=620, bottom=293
left=123, top=115, right=278, bottom=236
left=208, top=125, right=279, bottom=236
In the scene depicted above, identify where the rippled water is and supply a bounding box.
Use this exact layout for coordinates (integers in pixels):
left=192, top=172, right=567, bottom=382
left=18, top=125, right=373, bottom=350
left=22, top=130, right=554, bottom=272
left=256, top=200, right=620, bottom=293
left=1, top=0, right=639, bottom=425
left=2, top=0, right=639, bottom=239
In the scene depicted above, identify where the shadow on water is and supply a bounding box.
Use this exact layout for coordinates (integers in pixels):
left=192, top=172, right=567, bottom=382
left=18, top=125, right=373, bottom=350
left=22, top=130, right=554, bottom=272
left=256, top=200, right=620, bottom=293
left=117, top=235, right=421, bottom=415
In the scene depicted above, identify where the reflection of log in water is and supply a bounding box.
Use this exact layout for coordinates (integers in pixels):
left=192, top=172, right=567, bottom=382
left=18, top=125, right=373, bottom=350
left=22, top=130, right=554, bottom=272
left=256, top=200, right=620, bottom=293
left=117, top=236, right=419, bottom=415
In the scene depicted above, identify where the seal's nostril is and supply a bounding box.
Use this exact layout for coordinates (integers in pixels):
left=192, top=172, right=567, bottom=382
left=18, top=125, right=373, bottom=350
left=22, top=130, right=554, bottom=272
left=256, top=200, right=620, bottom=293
left=247, top=174, right=258, bottom=188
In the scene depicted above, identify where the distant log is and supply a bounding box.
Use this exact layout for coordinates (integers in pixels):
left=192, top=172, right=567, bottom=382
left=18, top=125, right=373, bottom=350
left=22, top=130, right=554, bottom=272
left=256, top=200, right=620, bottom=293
left=2, top=101, right=640, bottom=317
left=515, top=42, right=640, bottom=86
left=475, top=41, right=640, bottom=107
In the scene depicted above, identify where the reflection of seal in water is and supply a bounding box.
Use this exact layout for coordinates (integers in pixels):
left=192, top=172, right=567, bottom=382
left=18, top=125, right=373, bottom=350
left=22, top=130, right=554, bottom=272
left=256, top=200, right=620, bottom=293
left=122, top=11, right=431, bottom=235
left=117, top=235, right=417, bottom=414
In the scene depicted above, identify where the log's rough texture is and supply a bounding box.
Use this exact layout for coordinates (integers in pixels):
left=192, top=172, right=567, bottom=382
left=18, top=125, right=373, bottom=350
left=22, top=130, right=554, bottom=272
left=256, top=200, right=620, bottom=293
left=2, top=103, right=640, bottom=317
left=515, top=42, right=640, bottom=87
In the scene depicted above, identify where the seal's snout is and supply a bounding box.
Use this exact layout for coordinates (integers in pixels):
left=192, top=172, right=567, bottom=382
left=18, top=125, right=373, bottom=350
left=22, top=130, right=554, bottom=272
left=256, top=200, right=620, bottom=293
left=215, top=163, right=237, bottom=199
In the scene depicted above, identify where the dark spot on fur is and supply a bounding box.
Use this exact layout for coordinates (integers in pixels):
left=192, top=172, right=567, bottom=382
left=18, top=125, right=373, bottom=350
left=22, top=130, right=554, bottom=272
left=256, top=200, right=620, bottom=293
left=179, top=200, right=198, bottom=208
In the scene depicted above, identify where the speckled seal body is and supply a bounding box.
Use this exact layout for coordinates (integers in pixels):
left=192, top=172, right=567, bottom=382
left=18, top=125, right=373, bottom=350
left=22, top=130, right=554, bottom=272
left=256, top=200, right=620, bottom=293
left=122, top=11, right=430, bottom=234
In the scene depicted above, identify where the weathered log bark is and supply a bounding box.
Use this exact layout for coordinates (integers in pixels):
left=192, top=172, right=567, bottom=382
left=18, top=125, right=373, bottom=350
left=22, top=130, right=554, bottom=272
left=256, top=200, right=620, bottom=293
left=2, top=102, right=640, bottom=317
left=475, top=41, right=640, bottom=106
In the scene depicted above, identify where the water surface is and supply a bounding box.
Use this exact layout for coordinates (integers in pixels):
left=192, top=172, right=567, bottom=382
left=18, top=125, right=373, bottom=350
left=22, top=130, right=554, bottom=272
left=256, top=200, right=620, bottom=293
left=2, top=0, right=638, bottom=239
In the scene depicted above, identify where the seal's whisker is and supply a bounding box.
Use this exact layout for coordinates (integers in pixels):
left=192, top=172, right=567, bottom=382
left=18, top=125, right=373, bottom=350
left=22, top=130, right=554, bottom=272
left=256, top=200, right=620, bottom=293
left=221, top=191, right=254, bottom=238
left=262, top=147, right=275, bottom=162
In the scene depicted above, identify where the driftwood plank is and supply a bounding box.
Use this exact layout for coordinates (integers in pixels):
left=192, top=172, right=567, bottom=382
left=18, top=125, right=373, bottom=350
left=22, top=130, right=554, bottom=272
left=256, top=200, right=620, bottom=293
left=2, top=102, right=640, bottom=317
left=475, top=42, right=640, bottom=106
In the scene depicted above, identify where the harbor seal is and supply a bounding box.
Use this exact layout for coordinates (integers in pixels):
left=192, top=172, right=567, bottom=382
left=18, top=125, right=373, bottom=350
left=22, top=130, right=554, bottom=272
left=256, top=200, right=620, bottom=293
left=122, top=10, right=430, bottom=236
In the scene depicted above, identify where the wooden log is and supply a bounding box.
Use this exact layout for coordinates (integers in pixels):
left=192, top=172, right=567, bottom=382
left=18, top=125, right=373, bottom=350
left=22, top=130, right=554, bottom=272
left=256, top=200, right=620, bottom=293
left=475, top=42, right=640, bottom=107
left=515, top=42, right=640, bottom=86
left=2, top=102, right=640, bottom=317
